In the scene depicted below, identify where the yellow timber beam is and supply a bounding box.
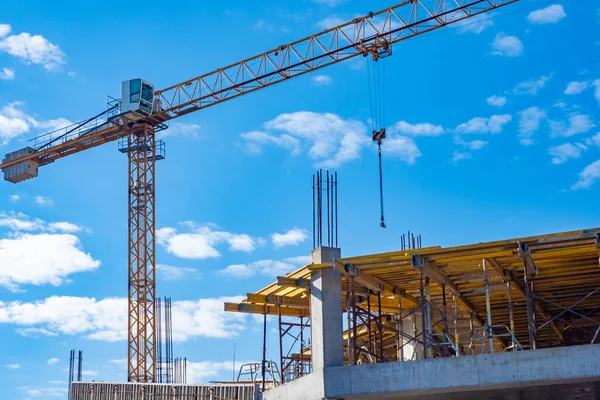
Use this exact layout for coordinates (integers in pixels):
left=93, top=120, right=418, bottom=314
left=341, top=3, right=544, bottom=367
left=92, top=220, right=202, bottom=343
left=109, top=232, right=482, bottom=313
left=224, top=302, right=309, bottom=318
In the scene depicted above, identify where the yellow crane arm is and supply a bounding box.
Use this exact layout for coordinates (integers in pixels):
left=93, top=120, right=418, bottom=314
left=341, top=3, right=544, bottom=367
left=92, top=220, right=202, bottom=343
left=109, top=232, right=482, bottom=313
left=1, top=0, right=516, bottom=178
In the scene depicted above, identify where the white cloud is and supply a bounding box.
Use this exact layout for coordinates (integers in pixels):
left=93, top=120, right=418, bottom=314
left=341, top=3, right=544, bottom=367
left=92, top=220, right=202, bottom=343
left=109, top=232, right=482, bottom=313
left=457, top=13, right=493, bottom=34
left=518, top=107, right=547, bottom=145
left=0, top=212, right=82, bottom=233
left=159, top=122, right=203, bottom=140
left=6, top=363, right=20, bottom=369
left=312, top=75, right=332, bottom=85
left=0, top=24, right=10, bottom=38
left=0, top=232, right=100, bottom=292
left=451, top=151, right=472, bottom=162
left=186, top=361, right=244, bottom=384
left=316, top=16, right=346, bottom=30
left=16, top=327, right=58, bottom=337
left=243, top=112, right=369, bottom=168
left=240, top=131, right=301, bottom=156
left=18, top=386, right=67, bottom=398
left=550, top=114, right=596, bottom=137
left=0, top=295, right=247, bottom=342
left=47, top=358, right=60, bottom=365
left=312, top=0, right=346, bottom=6
left=572, top=159, right=600, bottom=190
left=218, top=257, right=307, bottom=278
left=491, top=33, right=523, bottom=57
left=0, top=24, right=65, bottom=70
left=156, top=264, right=199, bottom=281
left=454, top=136, right=488, bottom=151
left=527, top=4, right=566, bottom=24
left=594, top=79, right=600, bottom=104
left=384, top=136, right=421, bottom=165
left=272, top=228, right=308, bottom=248
left=513, top=75, right=551, bottom=95
left=549, top=143, right=586, bottom=164
left=564, top=81, right=589, bottom=95
left=157, top=223, right=257, bottom=259
left=586, top=132, right=600, bottom=148
left=0, top=67, right=15, bottom=80
left=35, top=195, right=53, bottom=206
left=389, top=121, right=444, bottom=136
left=455, top=114, right=512, bottom=134
left=487, top=95, right=507, bottom=107
left=9, top=194, right=19, bottom=202
left=0, top=101, right=33, bottom=144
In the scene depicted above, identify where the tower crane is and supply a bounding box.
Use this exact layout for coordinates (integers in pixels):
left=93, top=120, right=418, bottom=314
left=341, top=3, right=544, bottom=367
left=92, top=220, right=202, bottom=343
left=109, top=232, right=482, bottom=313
left=0, top=0, right=517, bottom=383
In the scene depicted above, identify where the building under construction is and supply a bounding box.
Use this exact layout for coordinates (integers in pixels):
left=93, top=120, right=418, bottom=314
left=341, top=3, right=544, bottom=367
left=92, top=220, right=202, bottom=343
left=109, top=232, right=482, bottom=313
left=224, top=227, right=600, bottom=399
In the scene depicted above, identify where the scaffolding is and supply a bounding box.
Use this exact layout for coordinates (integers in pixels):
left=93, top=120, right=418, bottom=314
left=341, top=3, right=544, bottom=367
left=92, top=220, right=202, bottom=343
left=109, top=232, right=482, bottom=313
left=225, top=227, right=600, bottom=383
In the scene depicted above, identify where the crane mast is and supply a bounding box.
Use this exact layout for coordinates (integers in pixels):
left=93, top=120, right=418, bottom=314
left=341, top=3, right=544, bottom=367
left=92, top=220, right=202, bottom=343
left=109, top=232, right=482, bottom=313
left=0, top=0, right=517, bottom=382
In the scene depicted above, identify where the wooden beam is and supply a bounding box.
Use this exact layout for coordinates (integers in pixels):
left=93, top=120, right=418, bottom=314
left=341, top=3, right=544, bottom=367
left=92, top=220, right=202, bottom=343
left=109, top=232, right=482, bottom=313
left=486, top=257, right=565, bottom=345
left=224, top=302, right=309, bottom=317
left=333, top=261, right=419, bottom=305
left=246, top=293, right=309, bottom=308
left=277, top=276, right=310, bottom=290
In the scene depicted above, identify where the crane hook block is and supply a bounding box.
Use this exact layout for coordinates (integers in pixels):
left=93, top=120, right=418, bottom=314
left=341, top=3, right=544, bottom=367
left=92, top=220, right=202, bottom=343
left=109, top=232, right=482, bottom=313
left=372, top=128, right=386, bottom=144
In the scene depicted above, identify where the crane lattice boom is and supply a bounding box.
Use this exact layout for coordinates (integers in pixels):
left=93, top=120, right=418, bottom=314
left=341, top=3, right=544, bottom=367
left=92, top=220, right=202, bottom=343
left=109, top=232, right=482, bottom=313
left=0, top=0, right=518, bottom=383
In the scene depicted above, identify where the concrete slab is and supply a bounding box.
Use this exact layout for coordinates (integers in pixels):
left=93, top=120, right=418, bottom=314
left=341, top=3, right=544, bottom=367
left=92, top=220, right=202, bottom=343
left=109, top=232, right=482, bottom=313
left=263, top=345, right=600, bottom=400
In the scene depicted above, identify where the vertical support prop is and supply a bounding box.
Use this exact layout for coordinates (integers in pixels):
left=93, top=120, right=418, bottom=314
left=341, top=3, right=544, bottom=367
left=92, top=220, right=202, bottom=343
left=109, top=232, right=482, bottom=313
left=425, top=277, right=433, bottom=359
left=127, top=123, right=156, bottom=382
left=453, top=296, right=460, bottom=356
left=482, top=259, right=494, bottom=353
left=506, top=281, right=516, bottom=348
left=419, top=269, right=427, bottom=359
left=396, top=298, right=403, bottom=362
left=262, top=313, right=267, bottom=391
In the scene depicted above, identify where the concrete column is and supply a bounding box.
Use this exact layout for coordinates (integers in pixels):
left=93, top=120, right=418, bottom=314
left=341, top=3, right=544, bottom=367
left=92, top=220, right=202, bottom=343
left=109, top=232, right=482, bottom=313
left=310, top=246, right=343, bottom=370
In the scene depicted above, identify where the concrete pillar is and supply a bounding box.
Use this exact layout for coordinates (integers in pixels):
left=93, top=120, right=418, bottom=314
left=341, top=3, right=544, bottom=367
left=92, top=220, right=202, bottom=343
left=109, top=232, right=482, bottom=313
left=309, top=246, right=343, bottom=370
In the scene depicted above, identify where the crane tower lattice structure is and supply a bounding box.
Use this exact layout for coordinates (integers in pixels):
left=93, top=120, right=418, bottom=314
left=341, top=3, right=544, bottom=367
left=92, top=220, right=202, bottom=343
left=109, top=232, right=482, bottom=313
left=0, top=0, right=518, bottom=382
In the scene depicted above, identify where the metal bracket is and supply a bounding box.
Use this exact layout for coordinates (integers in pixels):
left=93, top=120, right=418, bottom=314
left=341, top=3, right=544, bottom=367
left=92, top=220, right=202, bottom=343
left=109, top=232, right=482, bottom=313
left=344, top=263, right=359, bottom=277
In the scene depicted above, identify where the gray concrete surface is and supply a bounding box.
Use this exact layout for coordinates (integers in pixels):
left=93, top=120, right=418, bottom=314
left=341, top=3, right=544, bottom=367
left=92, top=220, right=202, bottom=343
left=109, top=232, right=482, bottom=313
left=309, top=247, right=344, bottom=371
left=264, top=344, right=600, bottom=400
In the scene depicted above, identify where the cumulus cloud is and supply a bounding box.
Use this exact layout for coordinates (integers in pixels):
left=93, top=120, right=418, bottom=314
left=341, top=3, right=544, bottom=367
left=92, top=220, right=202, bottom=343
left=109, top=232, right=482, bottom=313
left=9, top=194, right=19, bottom=203
left=491, top=33, right=523, bottom=57
left=388, top=121, right=444, bottom=136
left=550, top=114, right=596, bottom=137
left=0, top=212, right=82, bottom=233
left=157, top=223, right=257, bottom=259
left=18, top=386, right=67, bottom=398
left=47, top=358, right=60, bottom=365
left=451, top=151, right=472, bottom=163
left=457, top=14, right=493, bottom=34
left=0, top=67, right=15, bottom=80
left=518, top=107, right=547, bottom=145
left=564, top=81, right=589, bottom=95
left=572, top=160, right=600, bottom=190
left=186, top=361, right=250, bottom=384
left=272, top=228, right=308, bottom=248
left=6, top=364, right=20, bottom=369
left=454, top=136, right=488, bottom=151
left=35, top=196, right=54, bottom=206
left=0, top=233, right=99, bottom=292
left=0, top=295, right=247, bottom=342
left=455, top=114, right=512, bottom=134
left=512, top=75, right=551, bottom=95
left=312, top=75, right=332, bottom=85
left=156, top=264, right=199, bottom=281
left=527, top=4, right=566, bottom=24
left=158, top=122, right=203, bottom=140
left=0, top=101, right=72, bottom=145
left=241, top=112, right=425, bottom=167
left=312, top=0, right=346, bottom=6
left=487, top=95, right=506, bottom=107
left=0, top=24, right=65, bottom=70
left=549, top=143, right=586, bottom=164
left=316, top=16, right=346, bottom=30
left=218, top=256, right=308, bottom=278
left=594, top=80, right=600, bottom=105
left=240, top=131, right=301, bottom=156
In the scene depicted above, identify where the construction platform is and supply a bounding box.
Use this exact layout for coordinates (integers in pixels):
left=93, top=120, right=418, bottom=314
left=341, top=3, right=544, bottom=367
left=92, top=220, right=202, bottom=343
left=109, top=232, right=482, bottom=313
left=224, top=227, right=600, bottom=400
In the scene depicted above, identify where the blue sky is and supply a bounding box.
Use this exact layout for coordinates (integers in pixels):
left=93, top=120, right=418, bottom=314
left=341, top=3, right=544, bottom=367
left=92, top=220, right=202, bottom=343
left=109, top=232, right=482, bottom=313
left=0, top=0, right=599, bottom=398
